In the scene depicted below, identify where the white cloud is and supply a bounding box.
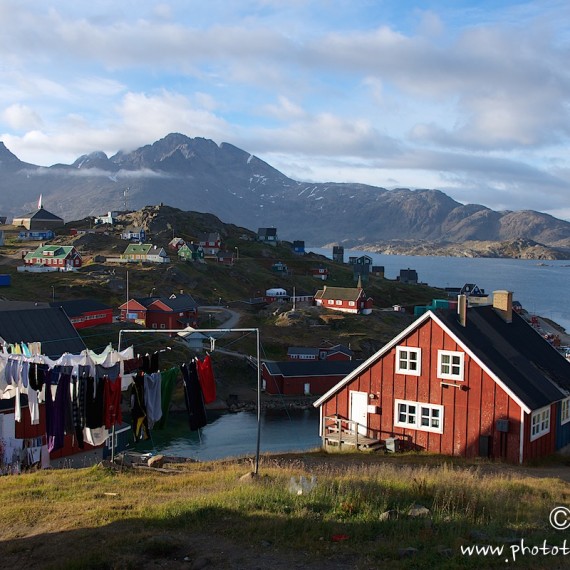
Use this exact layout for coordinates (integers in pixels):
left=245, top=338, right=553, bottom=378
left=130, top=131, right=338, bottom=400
left=2, top=104, right=42, bottom=131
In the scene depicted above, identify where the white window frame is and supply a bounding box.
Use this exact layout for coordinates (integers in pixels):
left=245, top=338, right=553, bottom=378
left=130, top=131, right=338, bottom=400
left=394, top=399, right=443, bottom=434
left=561, top=398, right=570, bottom=426
left=437, top=350, right=465, bottom=381
left=530, top=406, right=551, bottom=441
left=395, top=346, right=421, bottom=376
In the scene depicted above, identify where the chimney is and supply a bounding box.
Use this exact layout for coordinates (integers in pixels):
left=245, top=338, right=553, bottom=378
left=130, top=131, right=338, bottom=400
left=457, top=294, right=467, bottom=327
left=493, top=290, right=513, bottom=323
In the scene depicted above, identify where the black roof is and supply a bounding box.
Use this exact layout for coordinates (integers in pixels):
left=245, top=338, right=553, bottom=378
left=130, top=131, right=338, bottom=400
left=438, top=305, right=569, bottom=410
left=19, top=206, right=63, bottom=222
left=0, top=306, right=86, bottom=358
left=263, top=360, right=363, bottom=378
left=50, top=299, right=112, bottom=317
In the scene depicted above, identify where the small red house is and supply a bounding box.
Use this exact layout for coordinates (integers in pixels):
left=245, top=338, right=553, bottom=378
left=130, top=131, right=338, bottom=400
left=119, top=293, right=198, bottom=330
left=310, top=267, right=329, bottom=280
left=262, top=360, right=363, bottom=396
left=23, top=245, right=82, bottom=269
left=199, top=232, right=222, bottom=256
left=314, top=285, right=372, bottom=315
left=217, top=250, right=235, bottom=266
left=314, top=291, right=570, bottom=464
left=51, top=299, right=113, bottom=329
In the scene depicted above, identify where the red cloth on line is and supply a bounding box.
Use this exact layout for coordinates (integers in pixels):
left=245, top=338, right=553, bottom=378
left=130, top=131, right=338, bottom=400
left=104, top=376, right=123, bottom=428
left=196, top=355, right=216, bottom=404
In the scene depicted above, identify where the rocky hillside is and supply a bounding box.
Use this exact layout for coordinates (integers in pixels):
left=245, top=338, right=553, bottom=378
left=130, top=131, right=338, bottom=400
left=1, top=134, right=569, bottom=257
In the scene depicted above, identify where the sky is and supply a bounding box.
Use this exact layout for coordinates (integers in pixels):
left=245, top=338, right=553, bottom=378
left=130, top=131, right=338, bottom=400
left=1, top=0, right=570, bottom=221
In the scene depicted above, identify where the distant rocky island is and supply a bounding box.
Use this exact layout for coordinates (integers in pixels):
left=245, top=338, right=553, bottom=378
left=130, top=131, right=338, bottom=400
left=359, top=238, right=569, bottom=260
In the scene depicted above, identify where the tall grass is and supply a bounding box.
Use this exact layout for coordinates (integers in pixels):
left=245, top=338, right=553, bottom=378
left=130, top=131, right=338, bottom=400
left=0, top=455, right=568, bottom=569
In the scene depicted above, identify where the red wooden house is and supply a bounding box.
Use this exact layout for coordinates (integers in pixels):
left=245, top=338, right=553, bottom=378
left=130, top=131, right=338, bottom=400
left=51, top=299, right=113, bottom=329
left=119, top=293, right=198, bottom=330
left=310, top=267, right=329, bottom=280
left=262, top=360, right=363, bottom=396
left=314, top=285, right=373, bottom=315
left=314, top=291, right=570, bottom=464
left=199, top=232, right=222, bottom=257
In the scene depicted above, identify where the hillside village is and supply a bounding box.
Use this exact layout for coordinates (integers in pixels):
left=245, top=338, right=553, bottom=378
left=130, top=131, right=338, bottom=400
left=1, top=201, right=570, bottom=474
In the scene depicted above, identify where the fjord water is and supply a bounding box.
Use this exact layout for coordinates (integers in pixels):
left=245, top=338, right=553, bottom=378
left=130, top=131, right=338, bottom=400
left=310, top=248, right=570, bottom=333
left=133, top=408, right=322, bottom=461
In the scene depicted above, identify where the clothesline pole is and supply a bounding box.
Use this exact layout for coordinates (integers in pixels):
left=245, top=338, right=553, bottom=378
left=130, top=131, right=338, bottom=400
left=118, top=327, right=263, bottom=473
left=255, top=327, right=261, bottom=475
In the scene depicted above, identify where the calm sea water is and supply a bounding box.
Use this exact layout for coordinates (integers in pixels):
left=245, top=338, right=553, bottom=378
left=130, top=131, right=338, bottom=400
left=131, top=408, right=322, bottom=461
left=309, top=247, right=570, bottom=333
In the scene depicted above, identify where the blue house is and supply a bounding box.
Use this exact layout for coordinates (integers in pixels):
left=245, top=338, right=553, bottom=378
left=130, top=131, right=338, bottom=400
left=292, top=240, right=305, bottom=254
left=18, top=229, right=55, bottom=241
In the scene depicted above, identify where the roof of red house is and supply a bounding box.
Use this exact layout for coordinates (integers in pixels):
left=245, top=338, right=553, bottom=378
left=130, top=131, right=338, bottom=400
left=50, top=299, right=112, bottom=317
left=314, top=286, right=364, bottom=302
left=437, top=305, right=570, bottom=410
left=314, top=306, right=570, bottom=413
left=263, top=360, right=362, bottom=378
left=150, top=293, right=198, bottom=311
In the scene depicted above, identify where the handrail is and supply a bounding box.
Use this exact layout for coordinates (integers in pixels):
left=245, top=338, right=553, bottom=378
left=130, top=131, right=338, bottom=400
left=322, top=415, right=413, bottom=445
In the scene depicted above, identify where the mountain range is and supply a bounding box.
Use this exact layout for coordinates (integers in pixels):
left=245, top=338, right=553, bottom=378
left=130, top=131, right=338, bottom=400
left=1, top=133, right=569, bottom=256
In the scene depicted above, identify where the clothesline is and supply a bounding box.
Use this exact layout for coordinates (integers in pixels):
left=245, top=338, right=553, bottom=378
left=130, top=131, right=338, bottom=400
left=0, top=343, right=218, bottom=473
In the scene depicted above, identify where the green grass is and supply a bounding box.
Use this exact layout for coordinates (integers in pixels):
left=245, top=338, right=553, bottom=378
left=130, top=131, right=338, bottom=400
left=0, top=454, right=568, bottom=568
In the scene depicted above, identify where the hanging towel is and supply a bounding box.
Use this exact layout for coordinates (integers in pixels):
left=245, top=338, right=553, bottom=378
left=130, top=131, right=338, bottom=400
left=144, top=372, right=162, bottom=428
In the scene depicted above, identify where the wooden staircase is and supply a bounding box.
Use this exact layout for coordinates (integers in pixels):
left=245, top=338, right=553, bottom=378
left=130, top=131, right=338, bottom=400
left=322, top=416, right=385, bottom=451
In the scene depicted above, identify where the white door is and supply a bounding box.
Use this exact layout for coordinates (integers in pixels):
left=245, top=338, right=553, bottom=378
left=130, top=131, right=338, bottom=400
left=350, top=391, right=368, bottom=436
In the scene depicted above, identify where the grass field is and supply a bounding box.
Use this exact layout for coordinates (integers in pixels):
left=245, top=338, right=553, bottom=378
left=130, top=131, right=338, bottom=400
left=0, top=451, right=569, bottom=569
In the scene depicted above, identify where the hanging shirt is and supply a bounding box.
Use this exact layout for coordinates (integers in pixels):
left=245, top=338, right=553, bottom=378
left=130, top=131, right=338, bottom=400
left=45, top=370, right=71, bottom=453
left=144, top=372, right=162, bottom=428
left=154, top=367, right=178, bottom=430
left=181, top=361, right=207, bottom=431
left=130, top=371, right=150, bottom=441
left=85, top=375, right=105, bottom=429
left=103, top=376, right=122, bottom=429
left=196, top=355, right=217, bottom=404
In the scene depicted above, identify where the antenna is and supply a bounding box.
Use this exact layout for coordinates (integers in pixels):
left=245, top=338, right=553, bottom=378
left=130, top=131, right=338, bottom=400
left=123, top=187, right=129, bottom=211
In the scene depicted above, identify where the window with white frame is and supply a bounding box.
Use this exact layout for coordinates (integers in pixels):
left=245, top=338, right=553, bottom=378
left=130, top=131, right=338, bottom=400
left=437, top=350, right=465, bottom=381
left=561, top=398, right=570, bottom=425
left=394, top=399, right=443, bottom=434
left=530, top=406, right=551, bottom=441
left=395, top=346, right=421, bottom=376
